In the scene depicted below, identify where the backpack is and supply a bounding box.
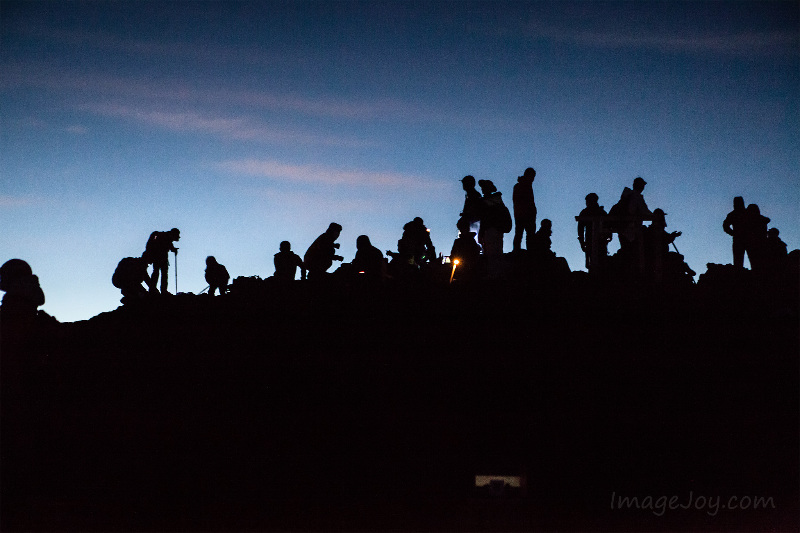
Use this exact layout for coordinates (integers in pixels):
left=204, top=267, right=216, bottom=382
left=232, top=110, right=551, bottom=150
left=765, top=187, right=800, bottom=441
left=608, top=188, right=632, bottom=231
left=112, top=257, right=142, bottom=288
left=498, top=202, right=513, bottom=233
left=142, top=231, right=160, bottom=264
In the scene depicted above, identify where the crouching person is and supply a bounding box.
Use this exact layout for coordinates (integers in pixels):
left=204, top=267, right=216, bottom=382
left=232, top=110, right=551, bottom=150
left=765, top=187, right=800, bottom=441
left=205, top=256, right=230, bottom=296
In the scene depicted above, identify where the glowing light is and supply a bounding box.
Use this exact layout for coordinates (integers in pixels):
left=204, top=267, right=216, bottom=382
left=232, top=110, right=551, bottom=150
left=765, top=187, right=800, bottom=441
left=449, top=258, right=459, bottom=283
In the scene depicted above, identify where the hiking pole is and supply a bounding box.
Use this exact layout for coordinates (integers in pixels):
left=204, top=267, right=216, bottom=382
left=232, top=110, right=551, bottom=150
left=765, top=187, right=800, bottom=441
left=671, top=242, right=681, bottom=254
left=174, top=250, right=178, bottom=294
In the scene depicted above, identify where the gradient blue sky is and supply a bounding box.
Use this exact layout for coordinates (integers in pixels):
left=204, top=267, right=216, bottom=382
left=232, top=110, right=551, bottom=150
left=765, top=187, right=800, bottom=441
left=2, top=1, right=798, bottom=322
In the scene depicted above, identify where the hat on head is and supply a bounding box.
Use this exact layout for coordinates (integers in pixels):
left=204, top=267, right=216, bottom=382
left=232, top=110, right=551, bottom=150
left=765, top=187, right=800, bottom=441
left=633, top=176, right=647, bottom=187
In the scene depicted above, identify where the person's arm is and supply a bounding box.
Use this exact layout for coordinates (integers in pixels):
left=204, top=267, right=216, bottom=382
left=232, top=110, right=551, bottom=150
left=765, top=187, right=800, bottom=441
left=722, top=213, right=734, bottom=236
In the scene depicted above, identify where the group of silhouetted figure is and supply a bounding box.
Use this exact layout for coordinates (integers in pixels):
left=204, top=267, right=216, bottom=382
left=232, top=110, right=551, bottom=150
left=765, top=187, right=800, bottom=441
left=2, top=168, right=798, bottom=323
left=96, top=169, right=800, bottom=300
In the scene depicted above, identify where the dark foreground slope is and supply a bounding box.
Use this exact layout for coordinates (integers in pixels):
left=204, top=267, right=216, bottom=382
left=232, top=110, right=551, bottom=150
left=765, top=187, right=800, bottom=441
left=2, top=275, right=798, bottom=531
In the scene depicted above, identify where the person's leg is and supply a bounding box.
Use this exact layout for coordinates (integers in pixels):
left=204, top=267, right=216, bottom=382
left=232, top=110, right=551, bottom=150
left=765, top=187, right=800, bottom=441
left=513, top=220, right=524, bottom=251
left=150, top=265, right=160, bottom=293
left=159, top=264, right=169, bottom=294
left=733, top=239, right=745, bottom=269
left=524, top=219, right=537, bottom=251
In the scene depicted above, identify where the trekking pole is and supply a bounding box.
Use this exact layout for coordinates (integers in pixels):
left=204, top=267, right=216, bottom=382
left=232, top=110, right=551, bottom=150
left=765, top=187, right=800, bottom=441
left=174, top=250, right=178, bottom=294
left=671, top=242, right=681, bottom=254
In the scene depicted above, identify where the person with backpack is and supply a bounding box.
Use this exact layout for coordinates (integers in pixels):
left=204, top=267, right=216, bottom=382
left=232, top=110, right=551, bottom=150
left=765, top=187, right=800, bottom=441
left=112, top=256, right=150, bottom=303
left=143, top=228, right=180, bottom=294
left=205, top=256, right=230, bottom=296
left=512, top=167, right=537, bottom=252
left=477, top=179, right=512, bottom=257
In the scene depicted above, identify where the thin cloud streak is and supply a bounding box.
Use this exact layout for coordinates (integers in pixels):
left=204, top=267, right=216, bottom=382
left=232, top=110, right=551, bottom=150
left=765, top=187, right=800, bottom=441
left=0, top=195, right=38, bottom=207
left=84, top=103, right=372, bottom=147
left=2, top=62, right=490, bottom=128
left=219, top=159, right=446, bottom=190
left=566, top=29, right=799, bottom=55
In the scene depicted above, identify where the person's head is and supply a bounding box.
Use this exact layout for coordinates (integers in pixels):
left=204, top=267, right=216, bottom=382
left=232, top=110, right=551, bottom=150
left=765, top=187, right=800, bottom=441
left=523, top=167, right=536, bottom=181
left=633, top=177, right=647, bottom=193
left=206, top=256, right=218, bottom=266
left=585, top=192, right=599, bottom=207
left=768, top=227, right=780, bottom=238
left=652, top=208, right=667, bottom=227
left=326, top=222, right=343, bottom=238
left=461, top=175, right=475, bottom=190
left=170, top=228, right=181, bottom=240
left=540, top=219, right=552, bottom=232
left=478, top=179, right=496, bottom=195
left=0, top=259, right=33, bottom=292
left=456, top=218, right=471, bottom=235
left=733, top=196, right=745, bottom=210
left=746, top=204, right=761, bottom=215
left=279, top=241, right=291, bottom=252
left=357, top=235, right=373, bottom=249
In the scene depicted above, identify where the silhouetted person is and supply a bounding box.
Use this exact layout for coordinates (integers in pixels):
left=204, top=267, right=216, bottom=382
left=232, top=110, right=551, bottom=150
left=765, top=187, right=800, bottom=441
left=530, top=219, right=554, bottom=260
left=459, top=175, right=482, bottom=232
left=0, top=259, right=44, bottom=320
left=274, top=241, right=306, bottom=281
left=1, top=259, right=52, bottom=382
left=112, top=256, right=150, bottom=303
left=512, top=167, right=537, bottom=252
left=723, top=196, right=747, bottom=268
left=743, top=204, right=770, bottom=272
left=205, top=256, right=230, bottom=296
left=477, top=179, right=511, bottom=257
left=450, top=217, right=482, bottom=280
left=644, top=209, right=695, bottom=280
left=398, top=217, right=436, bottom=266
left=304, top=223, right=344, bottom=279
left=764, top=227, right=788, bottom=274
left=351, top=235, right=385, bottom=281
left=577, top=193, right=611, bottom=271
left=624, top=176, right=652, bottom=246
left=143, top=227, right=180, bottom=294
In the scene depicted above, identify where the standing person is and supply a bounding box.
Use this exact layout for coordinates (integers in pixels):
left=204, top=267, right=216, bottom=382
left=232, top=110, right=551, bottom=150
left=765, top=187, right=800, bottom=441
left=742, top=204, right=770, bottom=273
left=274, top=241, right=306, bottom=281
left=304, top=223, right=344, bottom=279
left=723, top=196, right=747, bottom=269
left=143, top=228, right=180, bottom=294
left=477, top=179, right=512, bottom=257
left=512, top=167, right=537, bottom=252
left=614, top=177, right=651, bottom=253
left=458, top=175, right=482, bottom=233
left=577, top=193, right=610, bottom=271
left=205, top=256, right=230, bottom=296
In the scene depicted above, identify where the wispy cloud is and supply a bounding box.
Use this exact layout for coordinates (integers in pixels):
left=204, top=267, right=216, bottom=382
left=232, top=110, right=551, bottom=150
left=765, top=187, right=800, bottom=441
left=0, top=195, right=38, bottom=207
left=566, top=29, right=798, bottom=56
left=84, top=103, right=371, bottom=147
left=2, top=61, right=472, bottom=128
left=218, top=159, right=446, bottom=190
left=66, top=125, right=88, bottom=134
